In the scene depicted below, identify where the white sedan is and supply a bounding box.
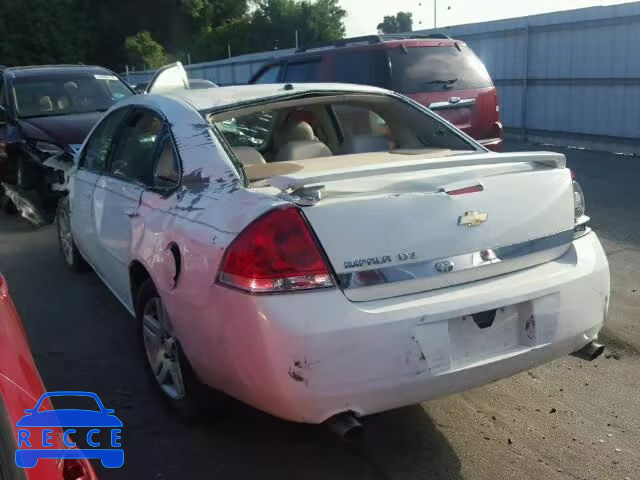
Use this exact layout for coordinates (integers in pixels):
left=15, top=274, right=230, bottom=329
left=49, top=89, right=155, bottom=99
left=57, top=66, right=609, bottom=433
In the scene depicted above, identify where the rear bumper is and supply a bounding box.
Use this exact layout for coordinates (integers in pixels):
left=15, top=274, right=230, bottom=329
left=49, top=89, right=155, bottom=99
left=176, top=231, right=609, bottom=423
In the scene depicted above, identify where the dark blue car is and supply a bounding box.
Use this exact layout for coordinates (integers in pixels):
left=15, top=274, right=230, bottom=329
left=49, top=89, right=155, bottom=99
left=15, top=391, right=124, bottom=468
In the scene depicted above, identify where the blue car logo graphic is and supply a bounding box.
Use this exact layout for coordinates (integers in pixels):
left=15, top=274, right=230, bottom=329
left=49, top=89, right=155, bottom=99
left=15, top=391, right=124, bottom=468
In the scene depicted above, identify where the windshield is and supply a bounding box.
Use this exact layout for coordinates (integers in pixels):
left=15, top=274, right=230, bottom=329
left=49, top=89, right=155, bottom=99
left=12, top=72, right=133, bottom=118
left=389, top=44, right=493, bottom=94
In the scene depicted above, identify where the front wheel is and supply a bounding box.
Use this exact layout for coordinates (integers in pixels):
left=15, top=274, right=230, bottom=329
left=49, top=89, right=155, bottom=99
left=136, top=279, right=222, bottom=420
left=56, top=197, right=88, bottom=273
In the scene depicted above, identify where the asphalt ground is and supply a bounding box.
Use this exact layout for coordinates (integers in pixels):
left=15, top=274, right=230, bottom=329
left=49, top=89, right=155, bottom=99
left=0, top=140, right=638, bottom=479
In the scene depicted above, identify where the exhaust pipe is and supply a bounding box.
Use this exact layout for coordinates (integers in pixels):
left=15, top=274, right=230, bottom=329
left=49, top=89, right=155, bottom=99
left=325, top=412, right=363, bottom=442
left=571, top=341, right=605, bottom=361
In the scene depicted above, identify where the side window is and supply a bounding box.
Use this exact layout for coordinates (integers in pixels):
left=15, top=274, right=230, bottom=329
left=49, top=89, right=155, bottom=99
left=332, top=50, right=392, bottom=89
left=283, top=61, right=320, bottom=83
left=153, top=132, right=181, bottom=188
left=333, top=105, right=391, bottom=139
left=253, top=64, right=281, bottom=84
left=214, top=111, right=275, bottom=148
left=81, top=108, right=129, bottom=172
left=109, top=109, right=163, bottom=184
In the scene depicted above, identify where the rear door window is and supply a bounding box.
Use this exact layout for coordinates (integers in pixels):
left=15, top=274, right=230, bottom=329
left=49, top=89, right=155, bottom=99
left=283, top=61, right=320, bottom=83
left=389, top=44, right=493, bottom=94
left=108, top=109, right=164, bottom=185
left=153, top=131, right=181, bottom=188
left=332, top=50, right=391, bottom=89
left=253, top=64, right=282, bottom=84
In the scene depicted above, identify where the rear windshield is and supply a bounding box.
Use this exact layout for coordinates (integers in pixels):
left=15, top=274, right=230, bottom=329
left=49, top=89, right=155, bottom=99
left=331, top=50, right=392, bottom=89
left=388, top=44, right=493, bottom=94
left=11, top=72, right=133, bottom=118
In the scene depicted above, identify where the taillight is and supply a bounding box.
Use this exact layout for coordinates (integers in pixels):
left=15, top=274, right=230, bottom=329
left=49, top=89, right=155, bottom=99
left=572, top=171, right=589, bottom=238
left=63, top=458, right=95, bottom=480
left=218, top=206, right=334, bottom=293
left=573, top=180, right=586, bottom=219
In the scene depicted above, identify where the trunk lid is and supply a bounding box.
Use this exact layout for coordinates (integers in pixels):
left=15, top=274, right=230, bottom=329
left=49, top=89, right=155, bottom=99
left=273, top=151, right=574, bottom=302
left=145, top=62, right=190, bottom=94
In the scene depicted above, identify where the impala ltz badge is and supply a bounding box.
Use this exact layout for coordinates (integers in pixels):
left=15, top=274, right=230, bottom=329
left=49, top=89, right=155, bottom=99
left=458, top=211, right=488, bottom=227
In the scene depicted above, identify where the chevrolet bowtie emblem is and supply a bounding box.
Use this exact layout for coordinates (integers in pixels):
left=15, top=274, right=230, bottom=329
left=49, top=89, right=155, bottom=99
left=458, top=211, right=488, bottom=227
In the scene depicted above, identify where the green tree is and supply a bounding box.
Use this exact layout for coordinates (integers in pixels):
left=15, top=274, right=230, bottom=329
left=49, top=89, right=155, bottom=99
left=0, top=0, right=345, bottom=71
left=377, top=11, right=413, bottom=34
left=125, top=31, right=168, bottom=70
left=192, top=0, right=346, bottom=62
left=0, top=0, right=91, bottom=66
left=396, top=11, right=413, bottom=32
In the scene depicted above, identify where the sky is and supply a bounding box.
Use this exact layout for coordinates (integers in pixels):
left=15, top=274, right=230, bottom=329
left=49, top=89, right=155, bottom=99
left=341, top=0, right=636, bottom=36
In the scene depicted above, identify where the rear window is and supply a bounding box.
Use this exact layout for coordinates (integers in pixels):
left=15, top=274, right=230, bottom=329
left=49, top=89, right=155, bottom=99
left=215, top=111, right=275, bottom=148
left=389, top=44, right=493, bottom=94
left=332, top=50, right=391, bottom=89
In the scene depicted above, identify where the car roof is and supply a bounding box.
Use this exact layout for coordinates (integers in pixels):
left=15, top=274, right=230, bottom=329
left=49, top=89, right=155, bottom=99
left=267, top=37, right=461, bottom=63
left=3, top=65, right=117, bottom=78
left=157, top=82, right=391, bottom=112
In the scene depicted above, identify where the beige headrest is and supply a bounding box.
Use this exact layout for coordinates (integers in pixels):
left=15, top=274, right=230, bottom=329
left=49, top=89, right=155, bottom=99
left=232, top=146, right=266, bottom=166
left=275, top=120, right=316, bottom=147
left=39, top=96, right=54, bottom=112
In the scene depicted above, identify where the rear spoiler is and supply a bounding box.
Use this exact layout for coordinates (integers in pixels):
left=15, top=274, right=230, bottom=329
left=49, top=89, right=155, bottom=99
left=269, top=151, right=566, bottom=192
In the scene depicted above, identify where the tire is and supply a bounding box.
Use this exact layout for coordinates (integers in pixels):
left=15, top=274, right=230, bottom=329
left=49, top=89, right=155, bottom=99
left=56, top=197, right=88, bottom=273
left=135, top=279, right=221, bottom=420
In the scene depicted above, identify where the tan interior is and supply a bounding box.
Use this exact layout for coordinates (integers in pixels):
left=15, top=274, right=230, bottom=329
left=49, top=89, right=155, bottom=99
left=245, top=148, right=454, bottom=183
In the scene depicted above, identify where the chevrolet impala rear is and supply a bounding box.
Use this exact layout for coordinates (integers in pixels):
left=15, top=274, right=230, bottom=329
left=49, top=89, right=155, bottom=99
left=62, top=80, right=609, bottom=429
left=188, top=85, right=609, bottom=424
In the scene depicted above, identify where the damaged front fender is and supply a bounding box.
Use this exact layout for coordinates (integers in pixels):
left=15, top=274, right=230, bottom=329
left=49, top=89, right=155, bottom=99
left=42, top=153, right=76, bottom=192
left=2, top=145, right=77, bottom=226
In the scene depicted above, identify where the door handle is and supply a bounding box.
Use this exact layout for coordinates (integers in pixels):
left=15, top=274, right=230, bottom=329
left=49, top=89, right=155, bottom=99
left=124, top=207, right=139, bottom=218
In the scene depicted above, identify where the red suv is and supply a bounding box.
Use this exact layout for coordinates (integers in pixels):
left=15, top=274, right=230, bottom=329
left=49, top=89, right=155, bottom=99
left=250, top=34, right=503, bottom=151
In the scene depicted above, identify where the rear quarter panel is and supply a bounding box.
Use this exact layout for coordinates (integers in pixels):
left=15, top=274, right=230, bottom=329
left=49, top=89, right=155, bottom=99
left=135, top=186, right=290, bottom=390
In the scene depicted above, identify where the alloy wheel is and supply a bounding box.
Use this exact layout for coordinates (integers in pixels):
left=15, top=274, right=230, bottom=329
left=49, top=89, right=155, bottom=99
left=142, top=297, right=186, bottom=400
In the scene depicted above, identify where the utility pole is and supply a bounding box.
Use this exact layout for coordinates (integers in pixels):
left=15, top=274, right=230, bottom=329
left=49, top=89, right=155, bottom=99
left=295, top=30, right=299, bottom=48
left=434, top=0, right=437, bottom=28
left=227, top=44, right=231, bottom=59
